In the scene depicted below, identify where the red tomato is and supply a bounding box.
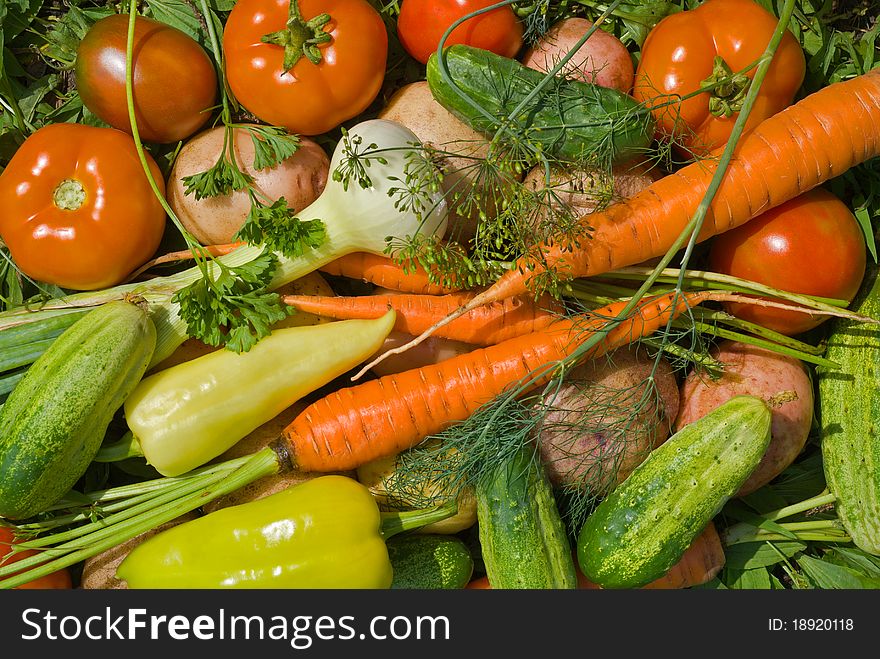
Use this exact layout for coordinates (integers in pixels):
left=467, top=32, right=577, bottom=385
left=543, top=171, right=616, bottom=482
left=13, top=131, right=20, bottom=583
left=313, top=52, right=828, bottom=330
left=0, top=526, right=72, bottom=589
left=0, top=124, right=167, bottom=291
left=632, top=0, right=805, bottom=155
left=75, top=15, right=218, bottom=144
left=708, top=188, right=867, bottom=336
left=223, top=0, right=388, bottom=136
left=397, top=0, right=524, bottom=65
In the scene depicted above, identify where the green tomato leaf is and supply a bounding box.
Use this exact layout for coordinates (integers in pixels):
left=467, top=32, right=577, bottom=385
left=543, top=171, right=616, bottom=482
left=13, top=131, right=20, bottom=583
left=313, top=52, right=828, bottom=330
left=2, top=0, right=43, bottom=40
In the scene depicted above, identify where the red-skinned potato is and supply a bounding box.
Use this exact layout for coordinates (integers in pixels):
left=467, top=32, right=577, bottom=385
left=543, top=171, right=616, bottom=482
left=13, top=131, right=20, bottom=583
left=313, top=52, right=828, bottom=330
left=167, top=125, right=330, bottom=245
left=533, top=347, right=680, bottom=493
left=675, top=341, right=814, bottom=496
left=521, top=17, right=635, bottom=93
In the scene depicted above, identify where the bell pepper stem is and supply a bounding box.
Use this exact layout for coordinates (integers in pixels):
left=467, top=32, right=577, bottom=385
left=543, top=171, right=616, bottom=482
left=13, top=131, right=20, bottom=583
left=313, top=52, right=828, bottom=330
left=93, top=431, right=143, bottom=463
left=379, top=501, right=458, bottom=540
left=260, top=0, right=332, bottom=73
left=702, top=55, right=752, bottom=118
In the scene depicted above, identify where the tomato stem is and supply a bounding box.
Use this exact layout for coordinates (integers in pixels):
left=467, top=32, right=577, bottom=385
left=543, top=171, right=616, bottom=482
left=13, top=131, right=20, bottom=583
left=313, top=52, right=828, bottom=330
left=702, top=55, right=751, bottom=118
left=261, top=0, right=332, bottom=73
left=52, top=179, right=86, bottom=211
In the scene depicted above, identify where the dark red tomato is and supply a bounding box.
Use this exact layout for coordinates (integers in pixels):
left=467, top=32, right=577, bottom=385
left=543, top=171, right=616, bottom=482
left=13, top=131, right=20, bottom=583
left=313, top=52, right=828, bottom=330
left=397, top=0, right=524, bottom=65
left=0, top=526, right=72, bottom=589
left=75, top=15, right=218, bottom=144
left=708, top=188, right=867, bottom=336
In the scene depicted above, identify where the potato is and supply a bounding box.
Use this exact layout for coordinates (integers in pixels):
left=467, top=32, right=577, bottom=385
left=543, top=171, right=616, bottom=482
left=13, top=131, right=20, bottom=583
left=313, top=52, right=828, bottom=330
left=80, top=512, right=199, bottom=589
left=521, top=18, right=635, bottom=93
left=167, top=125, right=330, bottom=245
left=534, top=347, right=680, bottom=492
left=522, top=158, right=661, bottom=229
left=379, top=81, right=510, bottom=245
left=674, top=341, right=814, bottom=496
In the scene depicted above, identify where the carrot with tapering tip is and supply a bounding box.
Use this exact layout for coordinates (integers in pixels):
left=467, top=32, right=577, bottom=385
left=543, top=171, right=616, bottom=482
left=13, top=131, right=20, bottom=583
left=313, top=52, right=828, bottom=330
left=281, top=290, right=712, bottom=473
left=382, top=69, right=880, bottom=359
left=282, top=291, right=563, bottom=346
left=319, top=252, right=461, bottom=295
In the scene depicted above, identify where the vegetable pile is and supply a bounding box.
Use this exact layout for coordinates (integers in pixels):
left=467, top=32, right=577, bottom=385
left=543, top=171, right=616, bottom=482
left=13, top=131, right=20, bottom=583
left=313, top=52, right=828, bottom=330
left=0, top=0, right=879, bottom=591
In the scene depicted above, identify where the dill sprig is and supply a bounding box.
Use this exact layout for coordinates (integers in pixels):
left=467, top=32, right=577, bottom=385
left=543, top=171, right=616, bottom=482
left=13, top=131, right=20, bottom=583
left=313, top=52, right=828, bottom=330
left=330, top=127, right=388, bottom=191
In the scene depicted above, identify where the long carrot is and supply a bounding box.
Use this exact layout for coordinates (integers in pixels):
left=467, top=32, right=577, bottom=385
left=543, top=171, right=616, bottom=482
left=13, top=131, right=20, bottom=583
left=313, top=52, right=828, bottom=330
left=282, top=291, right=563, bottom=346
left=384, top=69, right=880, bottom=358
left=282, top=290, right=712, bottom=473
left=318, top=252, right=461, bottom=295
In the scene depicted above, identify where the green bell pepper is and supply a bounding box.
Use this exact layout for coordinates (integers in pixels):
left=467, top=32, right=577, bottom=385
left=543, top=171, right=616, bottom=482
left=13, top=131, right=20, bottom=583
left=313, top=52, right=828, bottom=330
left=115, top=475, right=456, bottom=589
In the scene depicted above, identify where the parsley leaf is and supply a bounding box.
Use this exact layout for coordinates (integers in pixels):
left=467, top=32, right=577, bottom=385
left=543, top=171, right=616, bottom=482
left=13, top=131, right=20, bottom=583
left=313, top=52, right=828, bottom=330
left=182, top=153, right=253, bottom=200
left=245, top=125, right=301, bottom=171
left=235, top=197, right=327, bottom=260
left=171, top=249, right=291, bottom=353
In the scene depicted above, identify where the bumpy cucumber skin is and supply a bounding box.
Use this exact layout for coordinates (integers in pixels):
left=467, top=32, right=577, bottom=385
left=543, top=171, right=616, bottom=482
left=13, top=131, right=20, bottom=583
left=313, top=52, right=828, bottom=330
left=477, top=446, right=577, bottom=589
left=820, top=256, right=880, bottom=555
left=426, top=45, right=653, bottom=164
left=578, top=396, right=771, bottom=589
left=0, top=301, right=156, bottom=519
left=388, top=534, right=474, bottom=589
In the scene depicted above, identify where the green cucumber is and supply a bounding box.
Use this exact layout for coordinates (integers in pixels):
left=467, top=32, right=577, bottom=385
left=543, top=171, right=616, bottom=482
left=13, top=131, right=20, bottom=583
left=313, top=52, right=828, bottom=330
left=0, top=300, right=156, bottom=519
left=426, top=45, right=653, bottom=165
left=578, top=395, right=772, bottom=589
left=819, top=252, right=880, bottom=555
left=476, top=445, right=577, bottom=589
left=388, top=534, right=474, bottom=589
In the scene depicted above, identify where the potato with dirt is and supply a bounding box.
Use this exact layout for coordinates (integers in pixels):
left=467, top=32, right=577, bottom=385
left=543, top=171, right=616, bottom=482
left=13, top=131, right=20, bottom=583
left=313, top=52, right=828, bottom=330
left=521, top=17, right=635, bottom=93
left=674, top=340, right=814, bottom=496
left=533, top=346, right=680, bottom=494
left=166, top=125, right=330, bottom=245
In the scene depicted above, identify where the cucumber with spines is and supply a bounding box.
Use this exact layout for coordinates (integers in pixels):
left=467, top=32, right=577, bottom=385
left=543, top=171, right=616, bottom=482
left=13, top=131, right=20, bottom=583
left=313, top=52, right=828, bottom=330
left=0, top=300, right=156, bottom=519
left=476, top=445, right=577, bottom=589
left=819, top=251, right=880, bottom=555
left=577, top=395, right=772, bottom=589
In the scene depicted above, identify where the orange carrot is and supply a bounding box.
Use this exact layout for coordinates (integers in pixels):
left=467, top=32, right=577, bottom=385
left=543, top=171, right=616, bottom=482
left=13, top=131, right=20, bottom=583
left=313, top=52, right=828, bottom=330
left=282, top=291, right=562, bottom=346
left=319, top=252, right=460, bottom=295
left=389, top=70, right=880, bottom=355
left=282, top=290, right=712, bottom=473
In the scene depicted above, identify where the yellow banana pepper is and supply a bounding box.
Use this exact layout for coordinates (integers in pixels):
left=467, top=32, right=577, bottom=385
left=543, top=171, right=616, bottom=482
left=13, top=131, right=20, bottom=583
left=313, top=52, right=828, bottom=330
left=124, top=311, right=396, bottom=477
